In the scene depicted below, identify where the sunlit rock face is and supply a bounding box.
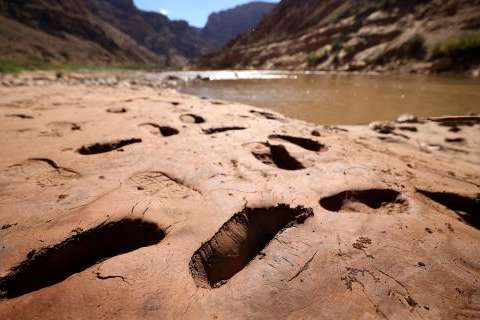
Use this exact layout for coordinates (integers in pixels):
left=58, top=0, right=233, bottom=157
left=202, top=1, right=276, bottom=48
left=199, top=0, right=480, bottom=73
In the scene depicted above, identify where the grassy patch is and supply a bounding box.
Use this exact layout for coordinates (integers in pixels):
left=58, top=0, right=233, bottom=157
left=400, top=33, right=426, bottom=58
left=307, top=53, right=324, bottom=66
left=0, top=60, right=25, bottom=73
left=433, top=32, right=480, bottom=59
left=0, top=58, right=158, bottom=74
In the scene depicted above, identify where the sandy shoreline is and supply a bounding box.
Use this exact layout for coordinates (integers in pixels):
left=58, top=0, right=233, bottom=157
left=0, top=74, right=479, bottom=319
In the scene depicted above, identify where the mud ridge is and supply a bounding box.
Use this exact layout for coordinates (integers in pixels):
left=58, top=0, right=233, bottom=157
left=77, top=138, right=142, bottom=155
left=180, top=113, right=205, bottom=124
left=189, top=204, right=314, bottom=288
left=268, top=134, right=326, bottom=152
left=252, top=142, right=305, bottom=170
left=417, top=190, right=479, bottom=230
left=140, top=123, right=179, bottom=137
left=320, top=189, right=402, bottom=212
left=0, top=219, right=165, bottom=299
left=203, top=127, right=246, bottom=135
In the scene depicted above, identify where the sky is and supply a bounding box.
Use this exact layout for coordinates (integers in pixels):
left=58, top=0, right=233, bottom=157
left=134, top=0, right=279, bottom=28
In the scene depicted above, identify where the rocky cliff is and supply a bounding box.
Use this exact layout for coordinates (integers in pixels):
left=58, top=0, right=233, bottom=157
left=0, top=0, right=163, bottom=66
left=0, top=0, right=281, bottom=69
left=86, top=0, right=212, bottom=66
left=199, top=0, right=480, bottom=73
left=202, top=1, right=276, bottom=48
left=0, top=0, right=212, bottom=67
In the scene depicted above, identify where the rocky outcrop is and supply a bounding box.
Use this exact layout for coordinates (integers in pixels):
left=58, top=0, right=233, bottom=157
left=199, top=0, right=480, bottom=73
left=202, top=1, right=276, bottom=48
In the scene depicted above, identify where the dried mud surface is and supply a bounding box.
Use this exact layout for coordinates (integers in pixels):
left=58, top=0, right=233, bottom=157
left=0, top=80, right=479, bottom=320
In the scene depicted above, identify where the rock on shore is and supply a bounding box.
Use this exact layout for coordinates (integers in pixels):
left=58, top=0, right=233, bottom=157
left=0, top=75, right=479, bottom=319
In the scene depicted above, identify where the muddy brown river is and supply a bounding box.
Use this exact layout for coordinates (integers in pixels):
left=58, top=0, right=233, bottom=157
left=172, top=71, right=480, bottom=125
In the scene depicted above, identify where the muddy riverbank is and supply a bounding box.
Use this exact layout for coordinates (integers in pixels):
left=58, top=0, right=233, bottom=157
left=0, top=73, right=479, bottom=319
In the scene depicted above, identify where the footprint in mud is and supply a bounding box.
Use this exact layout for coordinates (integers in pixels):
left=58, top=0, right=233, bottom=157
left=106, top=107, right=127, bottom=114
left=180, top=113, right=205, bottom=124
left=127, top=171, right=200, bottom=196
left=43, top=121, right=81, bottom=137
left=435, top=118, right=479, bottom=128
left=417, top=190, right=479, bottom=230
left=0, top=219, right=165, bottom=299
left=5, top=114, right=34, bottom=119
left=189, top=204, right=313, bottom=288
left=6, top=158, right=80, bottom=186
left=250, top=110, right=282, bottom=121
left=203, top=126, right=246, bottom=135
left=320, top=189, right=405, bottom=213
left=139, top=123, right=179, bottom=137
left=247, top=142, right=305, bottom=170
left=77, top=138, right=142, bottom=155
left=445, top=137, right=466, bottom=144
left=268, top=134, right=326, bottom=152
left=398, top=126, right=418, bottom=132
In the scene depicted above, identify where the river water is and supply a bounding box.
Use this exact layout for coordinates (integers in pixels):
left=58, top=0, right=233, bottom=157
left=165, top=71, right=480, bottom=125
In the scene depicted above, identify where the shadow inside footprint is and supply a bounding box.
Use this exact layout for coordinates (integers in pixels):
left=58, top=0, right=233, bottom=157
left=269, top=134, right=326, bottom=152
left=418, top=190, right=479, bottom=230
left=203, top=127, right=246, bottom=135
left=189, top=204, right=313, bottom=288
left=5, top=114, right=34, bottom=119
left=106, top=107, right=127, bottom=114
left=180, top=114, right=205, bottom=124
left=140, top=123, right=179, bottom=137
left=320, top=189, right=402, bottom=212
left=250, top=110, right=281, bottom=120
left=77, top=138, right=142, bottom=155
left=0, top=219, right=165, bottom=299
left=250, top=142, right=305, bottom=170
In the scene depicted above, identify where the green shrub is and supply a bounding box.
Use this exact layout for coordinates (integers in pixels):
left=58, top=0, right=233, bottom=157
left=433, top=32, right=480, bottom=59
left=307, top=53, right=324, bottom=67
left=375, top=0, right=398, bottom=10
left=0, top=58, right=157, bottom=74
left=400, top=33, right=426, bottom=57
left=332, top=38, right=343, bottom=52
left=0, top=59, right=24, bottom=73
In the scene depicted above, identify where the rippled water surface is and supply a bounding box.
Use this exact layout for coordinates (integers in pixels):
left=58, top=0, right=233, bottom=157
left=171, top=71, right=480, bottom=125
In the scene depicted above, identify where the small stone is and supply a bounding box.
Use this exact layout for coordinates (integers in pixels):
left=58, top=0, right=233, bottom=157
left=396, top=113, right=418, bottom=124
left=369, top=121, right=395, bottom=134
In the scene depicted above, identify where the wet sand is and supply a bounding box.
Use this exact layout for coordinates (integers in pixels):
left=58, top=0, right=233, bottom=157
left=0, top=73, right=479, bottom=319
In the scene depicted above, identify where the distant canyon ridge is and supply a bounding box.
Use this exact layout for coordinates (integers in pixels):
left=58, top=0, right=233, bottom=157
left=1, top=0, right=479, bottom=73
left=0, top=0, right=276, bottom=67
